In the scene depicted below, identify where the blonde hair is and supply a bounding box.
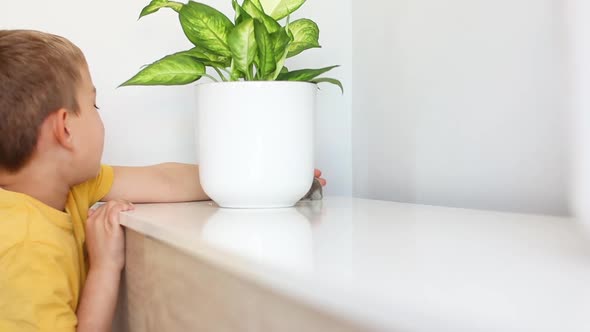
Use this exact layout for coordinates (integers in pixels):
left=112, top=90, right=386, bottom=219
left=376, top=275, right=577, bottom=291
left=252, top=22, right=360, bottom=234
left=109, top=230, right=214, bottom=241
left=0, top=30, right=86, bottom=172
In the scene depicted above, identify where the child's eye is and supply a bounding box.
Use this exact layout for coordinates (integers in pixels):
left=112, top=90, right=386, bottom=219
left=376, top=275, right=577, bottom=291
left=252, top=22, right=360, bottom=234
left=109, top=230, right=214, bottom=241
left=94, top=104, right=100, bottom=110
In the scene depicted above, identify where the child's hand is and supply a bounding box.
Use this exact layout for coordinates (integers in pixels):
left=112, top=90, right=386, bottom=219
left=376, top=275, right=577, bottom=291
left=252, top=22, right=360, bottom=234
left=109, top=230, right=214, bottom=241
left=301, top=169, right=327, bottom=201
left=314, top=169, right=327, bottom=187
left=86, top=200, right=134, bottom=273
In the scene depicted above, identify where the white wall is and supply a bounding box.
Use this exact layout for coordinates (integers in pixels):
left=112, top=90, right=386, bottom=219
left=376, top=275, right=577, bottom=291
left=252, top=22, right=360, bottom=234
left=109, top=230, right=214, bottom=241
left=352, top=0, right=570, bottom=215
left=5, top=0, right=572, bottom=213
left=568, top=0, right=590, bottom=223
left=1, top=0, right=352, bottom=196
left=290, top=0, right=353, bottom=196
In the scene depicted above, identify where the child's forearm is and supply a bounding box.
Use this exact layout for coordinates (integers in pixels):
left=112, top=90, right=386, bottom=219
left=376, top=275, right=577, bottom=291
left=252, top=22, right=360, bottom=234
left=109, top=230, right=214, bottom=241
left=76, top=267, right=121, bottom=332
left=154, top=163, right=210, bottom=202
left=105, top=163, right=210, bottom=203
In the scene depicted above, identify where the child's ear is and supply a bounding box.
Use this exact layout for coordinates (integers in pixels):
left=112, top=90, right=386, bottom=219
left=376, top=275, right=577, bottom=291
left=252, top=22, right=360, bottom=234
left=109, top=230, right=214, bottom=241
left=53, top=108, right=74, bottom=150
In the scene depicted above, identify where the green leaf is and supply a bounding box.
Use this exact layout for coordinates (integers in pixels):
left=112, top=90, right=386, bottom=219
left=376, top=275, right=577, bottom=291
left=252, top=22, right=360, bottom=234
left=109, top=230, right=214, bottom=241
left=277, top=65, right=339, bottom=81
left=258, top=0, right=306, bottom=20
left=228, top=18, right=257, bottom=80
left=120, top=54, right=206, bottom=86
left=139, top=0, right=183, bottom=19
left=311, top=77, right=344, bottom=94
left=269, top=27, right=292, bottom=79
left=230, top=60, right=243, bottom=81
left=175, top=46, right=231, bottom=67
left=287, top=19, right=320, bottom=57
left=232, top=0, right=252, bottom=25
left=250, top=0, right=264, bottom=11
left=179, top=1, right=234, bottom=57
left=242, top=0, right=281, bottom=34
left=253, top=20, right=276, bottom=79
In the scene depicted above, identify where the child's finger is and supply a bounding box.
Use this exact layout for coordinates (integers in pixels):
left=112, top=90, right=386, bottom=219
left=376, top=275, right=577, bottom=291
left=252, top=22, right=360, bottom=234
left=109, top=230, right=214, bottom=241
left=106, top=201, right=135, bottom=225
left=314, top=169, right=322, bottom=177
left=114, top=200, right=134, bottom=211
left=89, top=204, right=107, bottom=229
left=107, top=204, right=126, bottom=224
left=318, top=178, right=327, bottom=187
left=88, top=204, right=107, bottom=219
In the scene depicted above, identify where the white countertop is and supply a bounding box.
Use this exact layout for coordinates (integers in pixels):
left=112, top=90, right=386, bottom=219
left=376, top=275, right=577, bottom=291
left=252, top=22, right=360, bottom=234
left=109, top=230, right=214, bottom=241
left=120, top=197, right=590, bottom=332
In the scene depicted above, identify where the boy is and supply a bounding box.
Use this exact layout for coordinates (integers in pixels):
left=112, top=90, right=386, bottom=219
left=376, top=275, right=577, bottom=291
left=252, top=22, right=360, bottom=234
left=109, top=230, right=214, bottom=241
left=0, top=30, right=326, bottom=332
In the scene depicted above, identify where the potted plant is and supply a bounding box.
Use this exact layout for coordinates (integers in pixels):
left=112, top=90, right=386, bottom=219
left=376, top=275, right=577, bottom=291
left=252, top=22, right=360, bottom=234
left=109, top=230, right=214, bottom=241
left=121, top=0, right=342, bottom=208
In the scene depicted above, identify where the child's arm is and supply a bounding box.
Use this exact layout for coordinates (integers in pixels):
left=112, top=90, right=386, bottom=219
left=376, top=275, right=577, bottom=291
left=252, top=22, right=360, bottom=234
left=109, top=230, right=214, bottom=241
left=103, top=163, right=208, bottom=203
left=77, top=200, right=134, bottom=332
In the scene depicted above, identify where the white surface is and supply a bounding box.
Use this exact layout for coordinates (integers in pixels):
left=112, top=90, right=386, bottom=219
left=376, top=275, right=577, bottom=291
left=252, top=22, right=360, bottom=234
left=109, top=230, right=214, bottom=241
left=0, top=0, right=352, bottom=196
left=287, top=0, right=353, bottom=197
left=120, top=197, right=590, bottom=332
left=196, top=82, right=315, bottom=208
left=568, top=0, right=590, bottom=225
left=351, top=0, right=570, bottom=215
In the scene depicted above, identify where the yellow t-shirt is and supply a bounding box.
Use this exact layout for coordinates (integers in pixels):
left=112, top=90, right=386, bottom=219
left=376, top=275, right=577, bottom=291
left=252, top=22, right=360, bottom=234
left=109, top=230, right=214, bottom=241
left=0, top=165, right=114, bottom=332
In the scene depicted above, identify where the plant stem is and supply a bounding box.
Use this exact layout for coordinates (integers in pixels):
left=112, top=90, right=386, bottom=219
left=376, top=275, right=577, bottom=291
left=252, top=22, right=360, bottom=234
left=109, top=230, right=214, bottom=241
left=167, top=1, right=184, bottom=12
left=213, top=67, right=228, bottom=82
left=254, top=66, right=261, bottom=80
left=247, top=64, right=254, bottom=81
left=203, top=74, right=219, bottom=82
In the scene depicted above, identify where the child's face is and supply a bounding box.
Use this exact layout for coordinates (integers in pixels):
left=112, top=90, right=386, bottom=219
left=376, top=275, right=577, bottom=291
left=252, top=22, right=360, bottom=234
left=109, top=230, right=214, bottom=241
left=68, top=64, right=105, bottom=181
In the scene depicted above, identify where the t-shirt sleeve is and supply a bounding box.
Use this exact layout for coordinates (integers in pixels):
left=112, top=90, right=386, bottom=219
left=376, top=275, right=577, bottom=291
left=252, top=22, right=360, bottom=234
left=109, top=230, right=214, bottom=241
left=76, top=164, right=115, bottom=206
left=0, top=241, right=77, bottom=332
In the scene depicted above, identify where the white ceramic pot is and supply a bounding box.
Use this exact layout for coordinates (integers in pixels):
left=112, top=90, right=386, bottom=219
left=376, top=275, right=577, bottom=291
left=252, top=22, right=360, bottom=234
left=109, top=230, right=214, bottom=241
left=196, top=81, right=316, bottom=208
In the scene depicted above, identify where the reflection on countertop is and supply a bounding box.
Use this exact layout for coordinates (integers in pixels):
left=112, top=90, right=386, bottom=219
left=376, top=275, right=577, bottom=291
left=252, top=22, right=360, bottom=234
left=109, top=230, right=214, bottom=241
left=201, top=207, right=315, bottom=274
left=120, top=197, right=590, bottom=332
